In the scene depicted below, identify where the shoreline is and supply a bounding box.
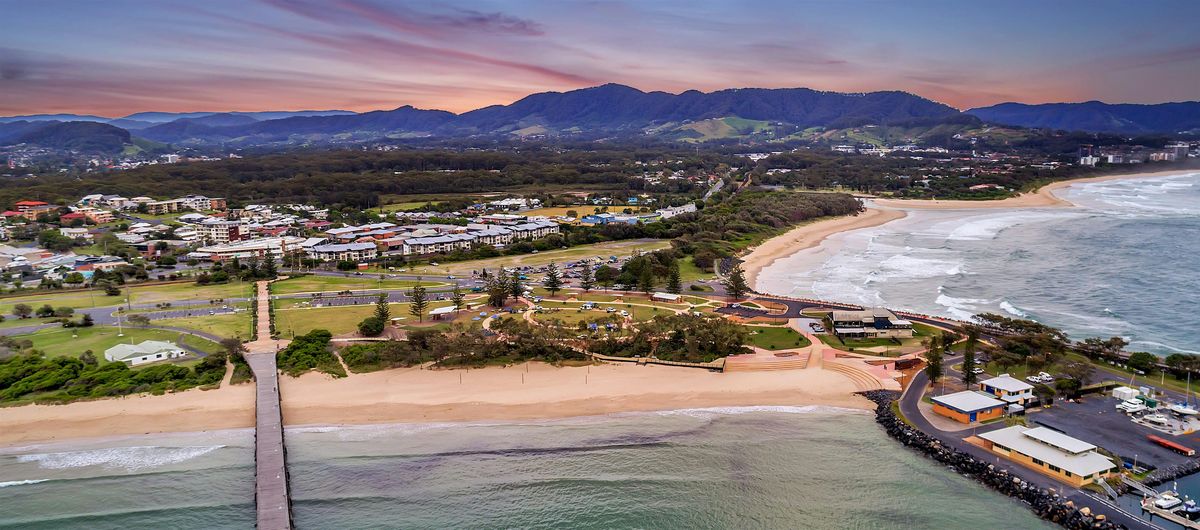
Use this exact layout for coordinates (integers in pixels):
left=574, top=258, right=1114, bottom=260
left=0, top=362, right=872, bottom=448
left=741, top=207, right=906, bottom=290
left=871, top=167, right=1192, bottom=210
left=743, top=167, right=1196, bottom=291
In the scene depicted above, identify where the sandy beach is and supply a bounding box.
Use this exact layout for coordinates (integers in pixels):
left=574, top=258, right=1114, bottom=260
left=741, top=167, right=1196, bottom=290
left=0, top=362, right=869, bottom=447
left=741, top=207, right=906, bottom=289
left=871, top=168, right=1192, bottom=210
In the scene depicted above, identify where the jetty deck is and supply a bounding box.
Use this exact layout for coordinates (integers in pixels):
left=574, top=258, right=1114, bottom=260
left=248, top=352, right=291, bottom=529
left=246, top=280, right=293, bottom=530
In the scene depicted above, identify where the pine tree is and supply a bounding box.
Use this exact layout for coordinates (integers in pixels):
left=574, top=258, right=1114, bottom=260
left=374, top=292, right=390, bottom=322
left=487, top=274, right=509, bottom=308
left=508, top=270, right=524, bottom=300
left=262, top=256, right=277, bottom=279
left=924, top=335, right=944, bottom=387
left=579, top=263, right=595, bottom=292
left=666, top=262, right=682, bottom=294
left=638, top=266, right=654, bottom=294
left=962, top=328, right=980, bottom=386
left=543, top=261, right=563, bottom=296
left=722, top=262, right=749, bottom=300
left=450, top=285, right=466, bottom=313
left=408, top=283, right=428, bottom=322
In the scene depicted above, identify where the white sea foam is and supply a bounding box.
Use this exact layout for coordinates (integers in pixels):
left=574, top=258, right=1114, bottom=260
left=999, top=300, right=1027, bottom=318
left=0, top=479, right=48, bottom=488
left=16, top=445, right=223, bottom=472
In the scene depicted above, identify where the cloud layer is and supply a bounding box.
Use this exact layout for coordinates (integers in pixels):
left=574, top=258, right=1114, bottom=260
left=2, top=0, right=1198, bottom=116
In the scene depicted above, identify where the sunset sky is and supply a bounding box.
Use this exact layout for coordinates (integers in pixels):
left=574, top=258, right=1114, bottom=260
left=3, top=0, right=1199, bottom=117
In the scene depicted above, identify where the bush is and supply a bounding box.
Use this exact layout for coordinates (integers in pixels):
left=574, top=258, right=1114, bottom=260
left=357, top=316, right=385, bottom=337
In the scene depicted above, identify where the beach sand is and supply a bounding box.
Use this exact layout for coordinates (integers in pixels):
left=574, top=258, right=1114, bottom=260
left=742, top=167, right=1195, bottom=290
left=871, top=168, right=1191, bottom=210
left=0, top=362, right=868, bottom=446
left=741, top=207, right=906, bottom=290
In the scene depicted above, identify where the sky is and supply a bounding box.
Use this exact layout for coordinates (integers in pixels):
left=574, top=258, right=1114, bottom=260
left=3, top=0, right=1200, bottom=117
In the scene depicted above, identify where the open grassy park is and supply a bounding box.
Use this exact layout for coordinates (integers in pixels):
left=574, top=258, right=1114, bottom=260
left=156, top=311, right=253, bottom=340
left=744, top=326, right=811, bottom=350
left=395, top=239, right=672, bottom=277
left=273, top=300, right=459, bottom=336
left=0, top=281, right=252, bottom=316
left=269, top=275, right=443, bottom=295
left=11, top=325, right=221, bottom=358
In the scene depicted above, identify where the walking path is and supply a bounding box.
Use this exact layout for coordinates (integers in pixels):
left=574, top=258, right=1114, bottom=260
left=245, top=280, right=292, bottom=530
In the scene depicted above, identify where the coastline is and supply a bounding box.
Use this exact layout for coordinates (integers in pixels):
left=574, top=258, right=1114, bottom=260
left=0, top=362, right=871, bottom=448
left=743, top=167, right=1195, bottom=291
left=871, top=167, right=1192, bottom=210
left=741, top=207, right=906, bottom=290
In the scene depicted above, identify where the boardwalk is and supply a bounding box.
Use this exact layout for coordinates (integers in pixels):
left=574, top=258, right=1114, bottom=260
left=246, top=280, right=292, bottom=530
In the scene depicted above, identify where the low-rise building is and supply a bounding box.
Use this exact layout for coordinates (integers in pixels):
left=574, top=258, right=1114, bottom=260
left=979, top=374, right=1035, bottom=405
left=191, top=236, right=305, bottom=261
left=931, top=390, right=1007, bottom=424
left=830, top=308, right=913, bottom=338
left=307, top=242, right=378, bottom=262
left=977, top=426, right=1118, bottom=487
left=104, top=340, right=186, bottom=366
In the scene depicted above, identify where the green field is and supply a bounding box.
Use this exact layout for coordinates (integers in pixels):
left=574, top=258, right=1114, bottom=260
left=270, top=275, right=443, bottom=295
left=677, top=256, right=714, bottom=283
left=156, top=311, right=253, bottom=340
left=12, top=325, right=221, bottom=359
left=397, top=239, right=672, bottom=277
left=0, top=281, right=251, bottom=316
left=744, top=326, right=811, bottom=350
left=274, top=300, right=456, bottom=336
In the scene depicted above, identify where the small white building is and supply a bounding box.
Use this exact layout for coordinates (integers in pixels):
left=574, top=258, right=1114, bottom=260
left=104, top=340, right=186, bottom=366
left=651, top=292, right=681, bottom=302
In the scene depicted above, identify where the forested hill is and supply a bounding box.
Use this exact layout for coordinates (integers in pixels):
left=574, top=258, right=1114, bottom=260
left=3, top=85, right=961, bottom=148
left=967, top=101, right=1200, bottom=134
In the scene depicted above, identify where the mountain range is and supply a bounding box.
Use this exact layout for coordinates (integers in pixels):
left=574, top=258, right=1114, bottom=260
left=965, top=101, right=1200, bottom=134
left=1, top=84, right=1197, bottom=154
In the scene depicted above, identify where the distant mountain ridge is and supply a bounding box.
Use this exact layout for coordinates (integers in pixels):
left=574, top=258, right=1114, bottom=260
left=121, top=84, right=960, bottom=145
left=8, top=84, right=1197, bottom=152
left=966, top=101, right=1200, bottom=134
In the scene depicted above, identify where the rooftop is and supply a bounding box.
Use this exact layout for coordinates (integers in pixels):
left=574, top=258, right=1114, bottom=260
left=979, top=425, right=1114, bottom=477
left=981, top=374, right=1034, bottom=393
left=931, top=390, right=1006, bottom=412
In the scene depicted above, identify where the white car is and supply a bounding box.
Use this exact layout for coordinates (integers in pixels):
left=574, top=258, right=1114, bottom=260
left=972, top=368, right=985, bottom=375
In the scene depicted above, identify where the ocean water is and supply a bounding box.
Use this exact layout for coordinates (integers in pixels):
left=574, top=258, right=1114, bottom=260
left=0, top=409, right=1054, bottom=529
left=759, top=171, right=1200, bottom=355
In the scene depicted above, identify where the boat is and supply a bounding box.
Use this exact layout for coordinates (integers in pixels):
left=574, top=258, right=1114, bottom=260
left=1144, top=414, right=1173, bottom=426
left=1170, top=403, right=1200, bottom=415
left=1183, top=499, right=1200, bottom=514
left=1155, top=492, right=1184, bottom=510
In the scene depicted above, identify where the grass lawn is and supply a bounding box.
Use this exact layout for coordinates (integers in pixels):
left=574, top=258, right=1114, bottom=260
left=0, top=281, right=251, bottom=316
left=677, top=256, right=715, bottom=283
left=13, top=325, right=221, bottom=358
left=274, top=300, right=455, bottom=336
left=744, top=326, right=811, bottom=350
left=270, top=275, right=442, bottom=295
left=397, top=239, right=672, bottom=277
left=156, top=312, right=253, bottom=341
left=378, top=200, right=444, bottom=213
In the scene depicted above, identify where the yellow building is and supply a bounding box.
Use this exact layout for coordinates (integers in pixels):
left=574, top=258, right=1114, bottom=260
left=977, top=426, right=1118, bottom=487
left=931, top=390, right=1007, bottom=424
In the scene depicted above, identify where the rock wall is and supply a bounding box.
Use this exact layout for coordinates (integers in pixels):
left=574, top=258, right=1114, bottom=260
left=860, top=390, right=1127, bottom=530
